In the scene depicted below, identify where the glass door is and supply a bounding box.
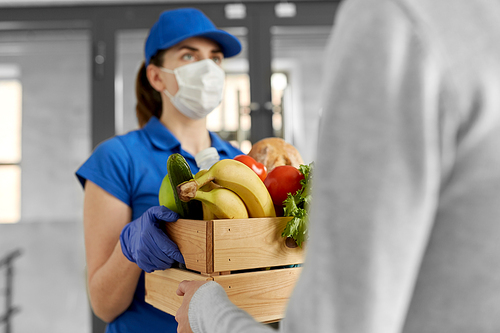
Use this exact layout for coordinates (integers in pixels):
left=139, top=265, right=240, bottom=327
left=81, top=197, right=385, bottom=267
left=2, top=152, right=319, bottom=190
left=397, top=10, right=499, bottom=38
left=271, top=25, right=333, bottom=164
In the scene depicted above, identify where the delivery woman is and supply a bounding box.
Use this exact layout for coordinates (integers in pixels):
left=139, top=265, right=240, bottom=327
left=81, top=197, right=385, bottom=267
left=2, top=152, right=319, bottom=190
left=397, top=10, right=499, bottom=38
left=75, top=8, right=243, bottom=332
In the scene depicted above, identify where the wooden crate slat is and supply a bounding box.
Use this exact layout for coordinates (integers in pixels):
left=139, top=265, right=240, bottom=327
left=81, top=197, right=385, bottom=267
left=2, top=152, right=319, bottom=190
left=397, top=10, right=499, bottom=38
left=165, top=219, right=213, bottom=273
left=213, top=267, right=302, bottom=323
left=145, top=269, right=212, bottom=316
left=145, top=267, right=302, bottom=323
left=212, top=217, right=303, bottom=272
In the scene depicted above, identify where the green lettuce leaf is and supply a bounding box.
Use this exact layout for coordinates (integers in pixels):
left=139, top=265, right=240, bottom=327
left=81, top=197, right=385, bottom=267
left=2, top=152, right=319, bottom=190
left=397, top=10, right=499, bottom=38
left=281, top=163, right=313, bottom=247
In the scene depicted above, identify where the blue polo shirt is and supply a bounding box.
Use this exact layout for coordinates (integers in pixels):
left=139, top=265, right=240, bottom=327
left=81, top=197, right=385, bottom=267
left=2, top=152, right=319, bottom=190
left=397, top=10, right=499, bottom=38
left=76, top=116, right=243, bottom=333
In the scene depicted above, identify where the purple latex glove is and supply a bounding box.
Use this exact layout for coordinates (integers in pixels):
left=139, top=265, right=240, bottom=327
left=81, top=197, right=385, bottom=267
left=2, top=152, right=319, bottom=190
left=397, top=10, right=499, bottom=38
left=120, top=206, right=184, bottom=273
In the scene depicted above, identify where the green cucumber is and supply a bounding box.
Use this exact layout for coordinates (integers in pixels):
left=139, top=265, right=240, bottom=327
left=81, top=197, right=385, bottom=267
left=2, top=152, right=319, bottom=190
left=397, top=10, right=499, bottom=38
left=166, top=153, right=203, bottom=219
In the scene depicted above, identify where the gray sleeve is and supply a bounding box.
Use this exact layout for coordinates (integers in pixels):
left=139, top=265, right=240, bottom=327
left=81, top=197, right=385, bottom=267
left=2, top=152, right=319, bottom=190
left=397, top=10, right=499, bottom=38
left=189, top=281, right=276, bottom=333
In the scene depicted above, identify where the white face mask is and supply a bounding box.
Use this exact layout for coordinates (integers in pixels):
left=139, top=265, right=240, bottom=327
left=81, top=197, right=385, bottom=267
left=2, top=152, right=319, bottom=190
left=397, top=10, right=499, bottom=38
left=161, top=59, right=226, bottom=120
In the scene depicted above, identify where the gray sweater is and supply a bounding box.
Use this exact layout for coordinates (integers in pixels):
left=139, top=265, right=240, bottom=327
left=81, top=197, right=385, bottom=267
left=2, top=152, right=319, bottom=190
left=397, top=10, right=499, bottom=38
left=188, top=0, right=500, bottom=332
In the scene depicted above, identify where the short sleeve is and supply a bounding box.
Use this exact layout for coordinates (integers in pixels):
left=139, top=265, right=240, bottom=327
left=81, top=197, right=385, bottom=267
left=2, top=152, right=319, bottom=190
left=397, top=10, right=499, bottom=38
left=75, top=137, right=133, bottom=206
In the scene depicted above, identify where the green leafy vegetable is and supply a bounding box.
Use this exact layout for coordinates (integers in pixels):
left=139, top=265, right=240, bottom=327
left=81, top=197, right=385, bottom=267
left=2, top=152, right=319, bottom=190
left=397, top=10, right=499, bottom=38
left=282, top=163, right=313, bottom=247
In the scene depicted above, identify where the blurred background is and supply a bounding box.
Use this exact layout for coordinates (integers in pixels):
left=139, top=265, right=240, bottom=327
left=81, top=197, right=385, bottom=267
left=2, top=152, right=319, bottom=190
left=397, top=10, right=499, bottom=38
left=0, top=0, right=338, bottom=332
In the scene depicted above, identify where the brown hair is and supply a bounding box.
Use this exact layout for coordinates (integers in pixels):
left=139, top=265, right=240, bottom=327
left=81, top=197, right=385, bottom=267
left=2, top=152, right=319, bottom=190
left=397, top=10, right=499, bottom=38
left=135, top=50, right=168, bottom=128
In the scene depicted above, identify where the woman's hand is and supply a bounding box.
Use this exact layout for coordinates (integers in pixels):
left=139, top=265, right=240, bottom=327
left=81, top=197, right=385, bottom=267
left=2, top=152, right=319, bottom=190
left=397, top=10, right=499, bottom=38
left=120, top=206, right=184, bottom=272
left=175, top=280, right=210, bottom=333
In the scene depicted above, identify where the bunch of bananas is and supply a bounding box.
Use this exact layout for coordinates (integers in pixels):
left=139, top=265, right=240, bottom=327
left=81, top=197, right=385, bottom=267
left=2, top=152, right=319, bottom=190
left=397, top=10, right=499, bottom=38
left=178, top=159, right=276, bottom=220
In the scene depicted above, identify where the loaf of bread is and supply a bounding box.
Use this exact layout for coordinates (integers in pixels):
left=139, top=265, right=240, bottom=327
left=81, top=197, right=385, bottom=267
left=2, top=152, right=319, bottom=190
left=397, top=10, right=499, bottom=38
left=247, top=137, right=303, bottom=173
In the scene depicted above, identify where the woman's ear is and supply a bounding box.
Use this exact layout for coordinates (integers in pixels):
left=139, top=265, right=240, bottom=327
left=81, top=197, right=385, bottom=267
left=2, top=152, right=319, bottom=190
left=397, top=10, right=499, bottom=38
left=146, top=64, right=165, bottom=92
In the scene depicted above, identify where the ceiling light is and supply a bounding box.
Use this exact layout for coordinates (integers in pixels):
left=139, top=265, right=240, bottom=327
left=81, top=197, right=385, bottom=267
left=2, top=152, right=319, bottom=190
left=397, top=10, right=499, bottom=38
left=225, top=3, right=246, bottom=19
left=275, top=2, right=297, bottom=18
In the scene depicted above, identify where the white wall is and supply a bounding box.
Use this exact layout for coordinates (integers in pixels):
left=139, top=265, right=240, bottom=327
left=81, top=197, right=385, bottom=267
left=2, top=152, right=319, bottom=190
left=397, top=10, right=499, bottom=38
left=0, top=223, right=89, bottom=332
left=0, top=30, right=91, bottom=333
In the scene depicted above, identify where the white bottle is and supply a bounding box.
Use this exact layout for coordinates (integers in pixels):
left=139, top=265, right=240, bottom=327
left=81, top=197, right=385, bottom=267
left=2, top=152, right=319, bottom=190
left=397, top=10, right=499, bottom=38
left=195, top=147, right=220, bottom=170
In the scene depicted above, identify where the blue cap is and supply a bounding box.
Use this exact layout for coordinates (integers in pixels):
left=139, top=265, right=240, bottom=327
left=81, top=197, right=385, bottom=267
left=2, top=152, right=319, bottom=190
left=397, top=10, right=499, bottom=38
left=145, top=8, right=242, bottom=66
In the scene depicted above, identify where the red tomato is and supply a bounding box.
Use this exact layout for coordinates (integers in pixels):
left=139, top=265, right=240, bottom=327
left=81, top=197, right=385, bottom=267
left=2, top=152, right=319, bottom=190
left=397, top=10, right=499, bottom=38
left=274, top=204, right=285, bottom=217
left=264, top=165, right=305, bottom=206
left=234, top=155, right=267, bottom=182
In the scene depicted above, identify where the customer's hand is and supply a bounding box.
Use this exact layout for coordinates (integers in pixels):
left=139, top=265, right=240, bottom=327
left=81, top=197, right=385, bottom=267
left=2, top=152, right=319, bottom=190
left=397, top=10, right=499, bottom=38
left=175, top=280, right=210, bottom=333
left=120, top=206, right=184, bottom=273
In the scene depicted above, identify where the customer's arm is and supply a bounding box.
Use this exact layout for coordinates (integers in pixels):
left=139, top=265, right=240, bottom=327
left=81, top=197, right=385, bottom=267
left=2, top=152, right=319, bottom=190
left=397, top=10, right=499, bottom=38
left=83, top=180, right=142, bottom=323
left=178, top=0, right=443, bottom=332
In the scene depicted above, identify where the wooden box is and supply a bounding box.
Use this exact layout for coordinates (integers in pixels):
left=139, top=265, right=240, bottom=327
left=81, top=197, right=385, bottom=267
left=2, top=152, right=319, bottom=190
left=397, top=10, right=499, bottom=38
left=145, top=217, right=304, bottom=323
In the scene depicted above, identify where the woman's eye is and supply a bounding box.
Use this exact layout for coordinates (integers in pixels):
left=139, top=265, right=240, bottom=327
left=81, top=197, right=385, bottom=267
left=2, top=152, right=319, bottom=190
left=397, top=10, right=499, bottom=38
left=182, top=54, right=194, bottom=61
left=212, top=57, right=222, bottom=64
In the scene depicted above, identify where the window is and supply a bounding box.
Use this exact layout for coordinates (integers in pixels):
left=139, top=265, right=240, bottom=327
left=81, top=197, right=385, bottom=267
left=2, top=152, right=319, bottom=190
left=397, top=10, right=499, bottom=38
left=207, top=73, right=252, bottom=153
left=0, top=70, right=22, bottom=223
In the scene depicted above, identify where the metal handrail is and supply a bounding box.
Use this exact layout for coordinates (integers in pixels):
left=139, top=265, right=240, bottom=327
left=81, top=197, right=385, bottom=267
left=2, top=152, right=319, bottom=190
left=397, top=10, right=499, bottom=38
left=0, top=249, right=22, bottom=333
left=0, top=249, right=21, bottom=267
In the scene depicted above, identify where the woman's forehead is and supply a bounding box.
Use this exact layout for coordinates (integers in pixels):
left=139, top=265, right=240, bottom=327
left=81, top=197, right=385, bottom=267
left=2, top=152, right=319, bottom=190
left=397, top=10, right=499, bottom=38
left=170, top=37, right=222, bottom=53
